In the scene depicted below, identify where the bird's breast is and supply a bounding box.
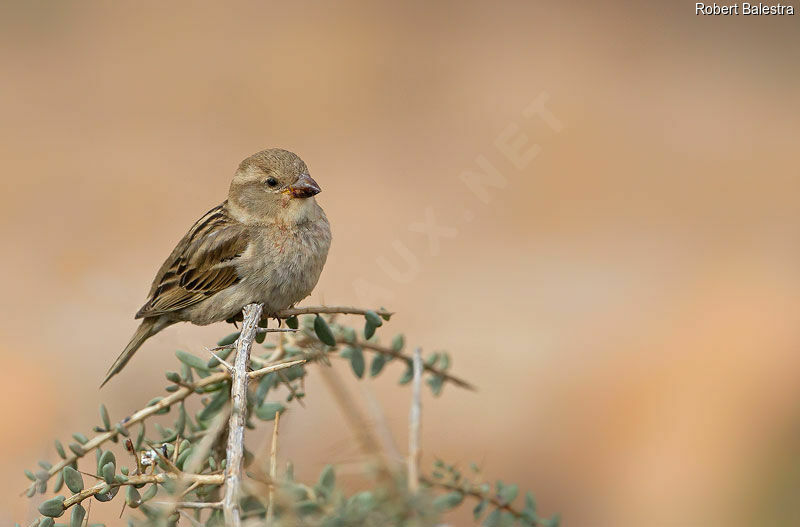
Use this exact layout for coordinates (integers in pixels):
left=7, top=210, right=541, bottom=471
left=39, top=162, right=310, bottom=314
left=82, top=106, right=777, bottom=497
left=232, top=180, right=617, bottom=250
left=236, top=218, right=331, bottom=312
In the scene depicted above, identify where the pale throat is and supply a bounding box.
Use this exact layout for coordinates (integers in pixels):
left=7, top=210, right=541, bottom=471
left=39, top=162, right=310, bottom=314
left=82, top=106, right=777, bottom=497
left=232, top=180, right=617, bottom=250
left=281, top=196, right=319, bottom=224
left=227, top=194, right=319, bottom=225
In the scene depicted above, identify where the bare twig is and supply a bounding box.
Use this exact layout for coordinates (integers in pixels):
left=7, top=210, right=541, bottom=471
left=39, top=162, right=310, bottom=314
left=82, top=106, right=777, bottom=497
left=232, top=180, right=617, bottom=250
left=275, top=306, right=393, bottom=318
left=249, top=359, right=305, bottom=379
left=157, top=501, right=223, bottom=510
left=25, top=472, right=225, bottom=525
left=333, top=337, right=477, bottom=391
left=223, top=303, right=263, bottom=527
left=408, top=348, right=422, bottom=493
left=285, top=330, right=474, bottom=391
left=420, top=476, right=544, bottom=526
left=266, top=410, right=280, bottom=523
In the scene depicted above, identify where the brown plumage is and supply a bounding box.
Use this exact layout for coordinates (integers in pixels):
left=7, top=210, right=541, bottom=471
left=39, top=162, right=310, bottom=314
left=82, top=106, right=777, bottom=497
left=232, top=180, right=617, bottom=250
left=135, top=205, right=249, bottom=318
left=101, top=149, right=331, bottom=387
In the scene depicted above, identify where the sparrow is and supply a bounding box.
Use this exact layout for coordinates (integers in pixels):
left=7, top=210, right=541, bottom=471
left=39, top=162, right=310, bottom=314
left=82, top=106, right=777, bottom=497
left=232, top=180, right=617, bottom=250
left=101, top=148, right=331, bottom=387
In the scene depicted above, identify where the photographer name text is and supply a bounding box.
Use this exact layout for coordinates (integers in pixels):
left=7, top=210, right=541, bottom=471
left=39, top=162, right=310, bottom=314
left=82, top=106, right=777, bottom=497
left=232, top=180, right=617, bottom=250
left=696, top=2, right=795, bottom=14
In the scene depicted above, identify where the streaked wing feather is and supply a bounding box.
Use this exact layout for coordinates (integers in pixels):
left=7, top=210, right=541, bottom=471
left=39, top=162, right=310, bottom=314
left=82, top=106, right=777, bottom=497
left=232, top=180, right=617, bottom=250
left=135, top=203, right=249, bottom=318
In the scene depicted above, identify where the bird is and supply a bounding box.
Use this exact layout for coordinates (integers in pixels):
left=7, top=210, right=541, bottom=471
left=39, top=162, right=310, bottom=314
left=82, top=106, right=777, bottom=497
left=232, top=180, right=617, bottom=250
left=101, top=148, right=331, bottom=387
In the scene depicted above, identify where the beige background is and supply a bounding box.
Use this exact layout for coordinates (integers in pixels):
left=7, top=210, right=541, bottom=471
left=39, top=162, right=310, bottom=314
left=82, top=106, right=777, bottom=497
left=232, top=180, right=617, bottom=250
left=2, top=2, right=799, bottom=526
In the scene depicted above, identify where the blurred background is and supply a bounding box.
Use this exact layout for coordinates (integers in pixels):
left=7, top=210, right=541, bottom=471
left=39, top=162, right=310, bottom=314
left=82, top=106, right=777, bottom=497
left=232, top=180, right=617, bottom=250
left=2, top=1, right=799, bottom=525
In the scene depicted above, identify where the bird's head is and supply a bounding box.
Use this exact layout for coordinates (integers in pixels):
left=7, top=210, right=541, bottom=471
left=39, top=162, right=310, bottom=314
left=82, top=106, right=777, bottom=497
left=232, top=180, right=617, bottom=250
left=228, top=149, right=322, bottom=223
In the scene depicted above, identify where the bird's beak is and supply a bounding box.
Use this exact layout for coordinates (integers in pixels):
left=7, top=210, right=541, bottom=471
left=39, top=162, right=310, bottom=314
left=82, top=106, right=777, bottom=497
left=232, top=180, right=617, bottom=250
left=288, top=173, right=321, bottom=198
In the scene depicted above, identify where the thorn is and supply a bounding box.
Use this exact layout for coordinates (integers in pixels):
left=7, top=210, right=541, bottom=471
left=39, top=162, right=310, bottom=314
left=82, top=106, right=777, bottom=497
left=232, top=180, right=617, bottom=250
left=207, top=349, right=234, bottom=372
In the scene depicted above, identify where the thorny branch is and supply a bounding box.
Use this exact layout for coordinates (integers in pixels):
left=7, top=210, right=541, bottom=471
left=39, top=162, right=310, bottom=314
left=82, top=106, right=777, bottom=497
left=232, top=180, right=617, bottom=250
left=25, top=304, right=500, bottom=526
left=223, top=303, right=262, bottom=526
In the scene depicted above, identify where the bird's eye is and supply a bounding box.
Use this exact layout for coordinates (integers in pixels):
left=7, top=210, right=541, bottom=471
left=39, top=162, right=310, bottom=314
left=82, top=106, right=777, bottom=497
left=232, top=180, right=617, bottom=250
left=266, top=177, right=278, bottom=187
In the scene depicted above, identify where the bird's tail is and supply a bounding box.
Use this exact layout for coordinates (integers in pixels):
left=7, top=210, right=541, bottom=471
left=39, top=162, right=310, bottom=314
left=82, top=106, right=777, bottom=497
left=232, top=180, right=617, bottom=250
left=100, top=317, right=165, bottom=388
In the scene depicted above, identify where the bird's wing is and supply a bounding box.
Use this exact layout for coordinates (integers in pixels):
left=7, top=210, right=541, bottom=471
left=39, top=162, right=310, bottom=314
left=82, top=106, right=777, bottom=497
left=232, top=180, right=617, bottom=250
left=135, top=203, right=250, bottom=319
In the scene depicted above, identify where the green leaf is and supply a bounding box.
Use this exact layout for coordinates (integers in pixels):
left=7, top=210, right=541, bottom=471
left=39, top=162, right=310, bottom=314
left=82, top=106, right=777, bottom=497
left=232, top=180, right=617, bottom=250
left=427, top=375, right=445, bottom=396
left=54, top=441, right=66, bottom=460
left=176, top=350, right=210, bottom=371
left=197, top=388, right=229, bottom=421
left=70, top=503, right=85, bottom=527
left=295, top=500, right=322, bottom=515
left=523, top=491, right=537, bottom=517
left=498, top=483, right=518, bottom=504
left=370, top=354, right=386, bottom=377
left=99, top=404, right=111, bottom=430
left=176, top=447, right=194, bottom=470
left=72, top=433, right=88, bottom=445
left=364, top=320, right=377, bottom=339
left=141, top=484, right=158, bottom=502
left=433, top=491, right=463, bottom=510
left=317, top=465, right=335, bottom=495
left=256, top=373, right=276, bottom=406
left=473, top=499, right=488, bottom=519
left=314, top=315, right=336, bottom=345
left=126, top=486, right=142, bottom=508
left=398, top=364, right=413, bottom=384
left=25, top=469, right=36, bottom=481
left=101, top=462, right=115, bottom=485
left=217, top=332, right=240, bottom=346
left=62, top=467, right=83, bottom=493
left=175, top=403, right=187, bottom=436
left=97, top=451, right=116, bottom=476
left=52, top=470, right=63, bottom=493
left=483, top=509, right=501, bottom=527
left=135, top=423, right=146, bottom=451
left=38, top=518, right=54, bottom=527
left=38, top=496, right=65, bottom=518
left=425, top=352, right=441, bottom=368
left=68, top=443, right=84, bottom=457
left=391, top=334, right=405, bottom=352
left=349, top=346, right=365, bottom=378
left=286, top=316, right=299, bottom=329
left=255, top=402, right=285, bottom=421
left=364, top=310, right=383, bottom=327
left=94, top=485, right=118, bottom=502
left=440, top=352, right=451, bottom=371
